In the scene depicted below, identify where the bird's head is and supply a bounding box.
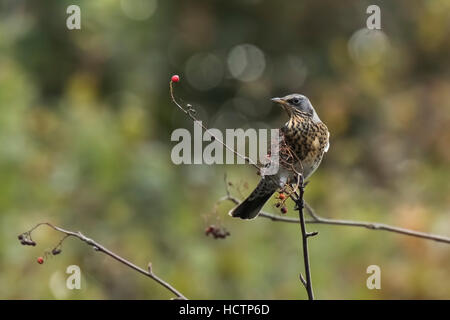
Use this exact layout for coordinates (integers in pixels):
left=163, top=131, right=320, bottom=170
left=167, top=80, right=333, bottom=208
left=271, top=94, right=321, bottom=122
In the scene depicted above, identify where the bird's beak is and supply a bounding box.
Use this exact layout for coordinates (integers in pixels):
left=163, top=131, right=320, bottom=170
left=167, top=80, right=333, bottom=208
left=271, top=97, right=289, bottom=106
left=271, top=97, right=291, bottom=114
left=271, top=97, right=283, bottom=103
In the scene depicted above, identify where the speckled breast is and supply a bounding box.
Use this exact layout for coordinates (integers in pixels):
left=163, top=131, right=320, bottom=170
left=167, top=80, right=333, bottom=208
left=281, top=115, right=329, bottom=178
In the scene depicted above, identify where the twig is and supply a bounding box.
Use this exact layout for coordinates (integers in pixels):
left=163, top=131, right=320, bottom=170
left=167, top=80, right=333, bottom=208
left=293, top=176, right=315, bottom=300
left=218, top=193, right=450, bottom=244
left=18, top=223, right=187, bottom=300
left=170, top=80, right=259, bottom=170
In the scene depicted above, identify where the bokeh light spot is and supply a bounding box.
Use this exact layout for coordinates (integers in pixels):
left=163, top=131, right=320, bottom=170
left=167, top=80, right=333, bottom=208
left=120, top=0, right=158, bottom=21
left=348, top=29, right=389, bottom=66
left=227, top=44, right=266, bottom=82
left=185, top=53, right=224, bottom=91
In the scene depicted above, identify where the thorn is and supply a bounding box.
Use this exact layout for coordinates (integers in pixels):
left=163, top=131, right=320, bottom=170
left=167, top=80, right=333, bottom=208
left=306, top=231, right=319, bottom=238
left=299, top=273, right=307, bottom=287
left=148, top=262, right=153, bottom=274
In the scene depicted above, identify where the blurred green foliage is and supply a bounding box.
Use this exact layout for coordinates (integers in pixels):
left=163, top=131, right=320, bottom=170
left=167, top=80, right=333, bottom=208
left=0, top=0, right=449, bottom=299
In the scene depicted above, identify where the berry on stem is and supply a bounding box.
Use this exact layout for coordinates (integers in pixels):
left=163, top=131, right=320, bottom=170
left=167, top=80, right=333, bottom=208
left=37, top=257, right=44, bottom=264
left=171, top=75, right=180, bottom=83
left=281, top=206, right=288, bottom=214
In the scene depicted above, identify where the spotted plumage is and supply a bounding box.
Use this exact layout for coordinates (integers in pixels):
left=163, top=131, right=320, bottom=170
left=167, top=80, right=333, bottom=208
left=229, top=94, right=330, bottom=220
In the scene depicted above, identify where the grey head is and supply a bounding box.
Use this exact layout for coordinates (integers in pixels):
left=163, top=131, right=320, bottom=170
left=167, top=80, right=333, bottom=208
left=271, top=94, right=321, bottom=123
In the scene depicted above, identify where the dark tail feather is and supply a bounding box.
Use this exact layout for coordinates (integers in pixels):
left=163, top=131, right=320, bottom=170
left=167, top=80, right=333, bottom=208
left=229, top=191, right=274, bottom=220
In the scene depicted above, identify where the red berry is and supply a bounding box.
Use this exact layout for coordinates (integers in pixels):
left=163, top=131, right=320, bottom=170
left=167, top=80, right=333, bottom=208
left=281, top=207, right=288, bottom=214
left=278, top=193, right=286, bottom=200
left=171, top=75, right=180, bottom=83
left=205, top=226, right=214, bottom=235
left=37, top=257, right=44, bottom=264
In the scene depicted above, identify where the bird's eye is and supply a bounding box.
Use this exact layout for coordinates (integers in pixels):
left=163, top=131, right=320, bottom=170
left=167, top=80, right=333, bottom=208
left=291, top=98, right=300, bottom=105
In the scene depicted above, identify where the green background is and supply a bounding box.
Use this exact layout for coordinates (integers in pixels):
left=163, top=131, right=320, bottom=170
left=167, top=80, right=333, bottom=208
left=0, top=0, right=449, bottom=299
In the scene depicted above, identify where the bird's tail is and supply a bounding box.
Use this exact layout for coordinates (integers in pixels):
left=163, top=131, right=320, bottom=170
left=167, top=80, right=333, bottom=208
left=229, top=182, right=276, bottom=220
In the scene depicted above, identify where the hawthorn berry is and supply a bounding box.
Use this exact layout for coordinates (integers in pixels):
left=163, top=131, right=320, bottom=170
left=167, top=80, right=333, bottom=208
left=278, top=193, right=286, bottom=200
left=37, top=257, right=44, bottom=264
left=281, top=207, right=288, bottom=214
left=171, top=75, right=180, bottom=83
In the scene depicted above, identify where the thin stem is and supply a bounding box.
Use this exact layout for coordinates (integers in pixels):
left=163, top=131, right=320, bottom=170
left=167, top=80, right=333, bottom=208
left=170, top=81, right=259, bottom=170
left=295, top=180, right=314, bottom=300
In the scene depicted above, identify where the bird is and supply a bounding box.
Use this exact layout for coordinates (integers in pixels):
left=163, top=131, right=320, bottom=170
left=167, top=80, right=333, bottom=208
left=229, top=94, right=330, bottom=220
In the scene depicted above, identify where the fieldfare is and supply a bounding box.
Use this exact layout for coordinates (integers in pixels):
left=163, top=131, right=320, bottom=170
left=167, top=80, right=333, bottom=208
left=229, top=94, right=330, bottom=219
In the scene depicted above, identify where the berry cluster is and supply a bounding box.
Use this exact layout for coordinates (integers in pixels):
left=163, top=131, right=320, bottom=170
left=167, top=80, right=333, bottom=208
left=275, top=192, right=288, bottom=214
left=18, top=233, right=36, bottom=246
left=205, top=225, right=230, bottom=239
left=18, top=232, right=63, bottom=265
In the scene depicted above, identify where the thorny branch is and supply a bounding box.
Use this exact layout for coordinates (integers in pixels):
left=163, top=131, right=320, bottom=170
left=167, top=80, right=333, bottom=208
left=219, top=188, right=450, bottom=244
left=18, top=223, right=187, bottom=300
left=220, top=175, right=450, bottom=299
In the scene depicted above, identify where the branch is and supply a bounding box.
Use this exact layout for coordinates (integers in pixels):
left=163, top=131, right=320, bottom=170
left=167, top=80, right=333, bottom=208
left=169, top=79, right=260, bottom=170
left=293, top=176, right=315, bottom=300
left=219, top=193, right=450, bottom=244
left=222, top=174, right=317, bottom=298
left=18, top=223, right=187, bottom=300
